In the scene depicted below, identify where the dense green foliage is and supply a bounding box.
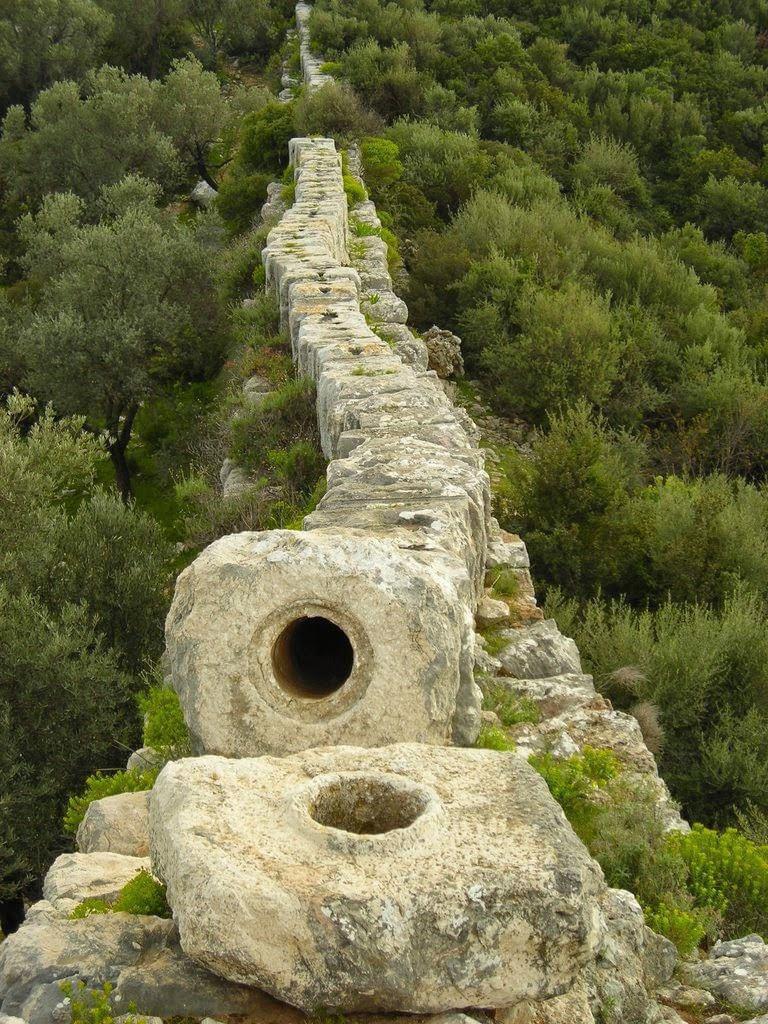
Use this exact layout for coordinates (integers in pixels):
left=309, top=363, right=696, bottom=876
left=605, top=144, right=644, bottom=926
left=0, top=395, right=171, bottom=903
left=531, top=749, right=768, bottom=953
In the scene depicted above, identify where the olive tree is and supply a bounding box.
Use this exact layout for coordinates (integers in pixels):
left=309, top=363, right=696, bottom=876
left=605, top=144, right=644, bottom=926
left=0, top=393, right=171, bottom=928
left=13, top=176, right=225, bottom=499
left=0, top=0, right=112, bottom=110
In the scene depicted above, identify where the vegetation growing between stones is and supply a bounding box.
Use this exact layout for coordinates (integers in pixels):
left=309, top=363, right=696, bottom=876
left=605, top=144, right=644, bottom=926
left=63, top=769, right=158, bottom=835
left=70, top=869, right=171, bottom=920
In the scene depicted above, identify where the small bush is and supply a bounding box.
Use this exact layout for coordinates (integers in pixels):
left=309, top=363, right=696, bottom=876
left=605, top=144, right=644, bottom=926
left=70, top=869, right=170, bottom=921
left=475, top=724, right=516, bottom=751
left=482, top=682, right=539, bottom=726
left=343, top=172, right=367, bottom=205
left=60, top=981, right=142, bottom=1024
left=294, top=82, right=381, bottom=142
left=216, top=173, right=271, bottom=235
left=139, top=683, right=190, bottom=758
left=669, top=825, right=768, bottom=939
left=64, top=768, right=158, bottom=834
left=645, top=897, right=709, bottom=957
left=530, top=747, right=620, bottom=819
left=239, top=101, right=295, bottom=174
left=360, top=136, right=403, bottom=193
left=113, top=869, right=171, bottom=918
left=229, top=377, right=320, bottom=481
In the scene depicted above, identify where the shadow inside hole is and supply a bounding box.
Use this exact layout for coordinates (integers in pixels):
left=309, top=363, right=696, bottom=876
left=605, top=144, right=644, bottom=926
left=272, top=615, right=354, bottom=698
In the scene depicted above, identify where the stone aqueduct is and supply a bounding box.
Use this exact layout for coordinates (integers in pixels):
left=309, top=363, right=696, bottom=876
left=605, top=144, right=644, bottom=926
left=0, top=7, right=696, bottom=1024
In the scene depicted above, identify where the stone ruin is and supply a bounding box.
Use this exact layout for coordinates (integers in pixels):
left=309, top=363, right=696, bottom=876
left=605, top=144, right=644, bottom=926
left=7, top=6, right=768, bottom=1024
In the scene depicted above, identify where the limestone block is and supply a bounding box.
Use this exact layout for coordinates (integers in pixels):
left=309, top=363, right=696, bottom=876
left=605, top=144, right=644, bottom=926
left=476, top=593, right=511, bottom=627
left=150, top=744, right=606, bottom=1013
left=166, top=530, right=478, bottom=756
left=423, top=325, right=465, bottom=379
left=374, top=324, right=429, bottom=371
left=487, top=528, right=530, bottom=569
left=0, top=912, right=281, bottom=1024
left=76, top=792, right=150, bottom=857
left=686, top=935, right=768, bottom=1013
left=43, top=852, right=150, bottom=913
left=362, top=290, right=408, bottom=324
left=497, top=620, right=582, bottom=678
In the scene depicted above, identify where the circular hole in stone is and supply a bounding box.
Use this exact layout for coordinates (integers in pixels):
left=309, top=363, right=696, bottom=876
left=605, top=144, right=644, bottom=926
left=309, top=777, right=429, bottom=834
left=272, top=616, right=354, bottom=698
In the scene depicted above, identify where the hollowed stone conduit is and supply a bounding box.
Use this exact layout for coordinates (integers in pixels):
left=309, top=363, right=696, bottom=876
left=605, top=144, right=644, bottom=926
left=257, top=135, right=493, bottom=746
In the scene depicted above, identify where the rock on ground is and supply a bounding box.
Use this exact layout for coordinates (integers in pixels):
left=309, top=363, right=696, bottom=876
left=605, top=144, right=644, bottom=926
left=423, top=326, right=465, bottom=379
left=190, top=180, right=218, bottom=208
left=42, top=851, right=150, bottom=913
left=150, top=743, right=606, bottom=1013
left=0, top=912, right=296, bottom=1024
left=686, top=935, right=768, bottom=1013
left=76, top=791, right=150, bottom=857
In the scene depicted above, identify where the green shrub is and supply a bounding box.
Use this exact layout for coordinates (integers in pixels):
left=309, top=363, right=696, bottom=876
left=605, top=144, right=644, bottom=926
left=139, top=683, right=190, bottom=758
left=360, top=137, right=403, bottom=193
left=475, top=724, right=516, bottom=751
left=343, top=172, right=367, bottom=205
left=239, top=102, right=295, bottom=174
left=216, top=173, right=271, bottom=235
left=670, top=825, right=768, bottom=939
left=294, top=82, right=381, bottom=142
left=267, top=439, right=326, bottom=496
left=487, top=566, right=520, bottom=598
left=64, top=768, right=158, bottom=835
left=113, top=869, right=171, bottom=917
left=70, top=869, right=170, bottom=920
left=645, top=897, right=709, bottom=957
left=482, top=682, right=539, bottom=727
left=530, top=747, right=620, bottom=819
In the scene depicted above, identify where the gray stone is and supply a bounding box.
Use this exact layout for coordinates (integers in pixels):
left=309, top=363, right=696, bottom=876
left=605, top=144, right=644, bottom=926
left=126, top=746, right=162, bottom=772
left=497, top=619, right=582, bottom=679
left=150, top=744, right=606, bottom=1013
left=221, top=464, right=251, bottom=498
left=423, top=326, right=465, bottom=379
left=658, top=982, right=716, bottom=1009
left=190, top=180, right=218, bottom=209
left=686, top=935, right=768, bottom=1012
left=487, top=528, right=530, bottom=569
left=76, top=791, right=150, bottom=858
left=42, top=852, right=150, bottom=913
left=167, top=530, right=478, bottom=757
left=476, top=593, right=511, bottom=627
left=0, top=912, right=294, bottom=1024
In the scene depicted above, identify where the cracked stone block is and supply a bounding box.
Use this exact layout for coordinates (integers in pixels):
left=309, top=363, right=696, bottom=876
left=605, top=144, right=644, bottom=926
left=150, top=743, right=606, bottom=1013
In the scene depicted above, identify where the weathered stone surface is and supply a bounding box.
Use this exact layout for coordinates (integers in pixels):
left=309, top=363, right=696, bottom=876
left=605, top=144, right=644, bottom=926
left=221, top=464, right=252, bottom=498
left=658, top=982, right=715, bottom=1009
left=43, top=852, right=150, bottom=913
left=487, top=674, right=602, bottom=719
left=168, top=530, right=478, bottom=756
left=686, top=935, right=768, bottom=1013
left=486, top=528, right=530, bottom=569
left=190, top=180, right=218, bottom=208
left=497, top=620, right=582, bottom=679
left=126, top=746, right=162, bottom=772
left=150, top=744, right=606, bottom=1013
left=76, top=792, right=150, bottom=857
left=476, top=593, right=511, bottom=627
left=423, top=326, right=465, bottom=379
left=374, top=323, right=429, bottom=371
left=0, top=912, right=292, bottom=1024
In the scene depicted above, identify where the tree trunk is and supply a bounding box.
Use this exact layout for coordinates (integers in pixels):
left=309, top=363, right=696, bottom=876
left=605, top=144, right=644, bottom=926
left=197, top=148, right=218, bottom=190
left=0, top=895, right=25, bottom=935
left=110, top=443, right=132, bottom=503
